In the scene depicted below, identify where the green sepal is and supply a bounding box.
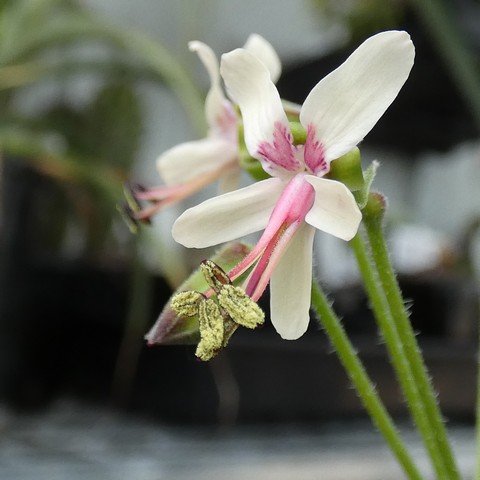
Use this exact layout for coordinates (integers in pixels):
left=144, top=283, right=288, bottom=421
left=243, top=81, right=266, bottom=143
left=326, top=147, right=364, bottom=191
left=239, top=148, right=271, bottom=181
left=145, top=242, right=251, bottom=345
left=289, top=121, right=306, bottom=145
left=354, top=160, right=379, bottom=209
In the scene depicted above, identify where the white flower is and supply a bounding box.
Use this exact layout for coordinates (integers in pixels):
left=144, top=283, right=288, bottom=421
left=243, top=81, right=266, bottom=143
left=130, top=34, right=281, bottom=222
left=173, top=31, right=415, bottom=339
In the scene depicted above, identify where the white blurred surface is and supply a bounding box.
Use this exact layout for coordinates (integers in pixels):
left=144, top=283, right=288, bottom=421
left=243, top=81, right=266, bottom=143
left=0, top=401, right=474, bottom=480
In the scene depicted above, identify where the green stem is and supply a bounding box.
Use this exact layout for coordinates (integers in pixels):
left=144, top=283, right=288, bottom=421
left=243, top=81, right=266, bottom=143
left=350, top=231, right=450, bottom=479
left=310, top=281, right=424, bottom=480
left=363, top=213, right=460, bottom=480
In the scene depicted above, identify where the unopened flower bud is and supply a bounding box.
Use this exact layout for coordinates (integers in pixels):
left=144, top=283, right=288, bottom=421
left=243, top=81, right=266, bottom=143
left=327, top=147, right=364, bottom=191
left=363, top=191, right=387, bottom=221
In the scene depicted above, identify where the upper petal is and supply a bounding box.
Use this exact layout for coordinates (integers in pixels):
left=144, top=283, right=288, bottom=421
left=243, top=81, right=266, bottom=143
left=189, top=41, right=236, bottom=133
left=243, top=34, right=282, bottom=83
left=157, top=137, right=237, bottom=185
left=220, top=49, right=301, bottom=178
left=172, top=177, right=284, bottom=248
left=270, top=223, right=315, bottom=340
left=304, top=175, right=362, bottom=241
left=300, top=31, right=415, bottom=167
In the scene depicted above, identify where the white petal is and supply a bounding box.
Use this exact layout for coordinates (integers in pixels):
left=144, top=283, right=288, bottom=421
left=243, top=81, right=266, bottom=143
left=172, top=177, right=284, bottom=248
left=220, top=49, right=300, bottom=178
left=304, top=175, right=362, bottom=241
left=217, top=167, right=241, bottom=193
left=157, top=137, right=236, bottom=185
left=243, top=34, right=282, bottom=83
left=270, top=223, right=315, bottom=340
left=300, top=31, right=415, bottom=163
left=189, top=41, right=232, bottom=130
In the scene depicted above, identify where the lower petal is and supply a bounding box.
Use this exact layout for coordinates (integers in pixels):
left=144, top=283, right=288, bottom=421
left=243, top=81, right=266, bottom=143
left=172, top=177, right=284, bottom=248
left=269, top=223, right=315, bottom=340
left=157, top=137, right=236, bottom=186
left=304, top=175, right=362, bottom=241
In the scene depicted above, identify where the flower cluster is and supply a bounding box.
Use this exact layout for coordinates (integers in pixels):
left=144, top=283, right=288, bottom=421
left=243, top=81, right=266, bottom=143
left=140, top=30, right=415, bottom=358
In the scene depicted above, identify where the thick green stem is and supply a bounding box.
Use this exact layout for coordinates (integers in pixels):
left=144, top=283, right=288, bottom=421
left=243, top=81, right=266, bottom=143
left=350, top=232, right=451, bottom=479
left=310, top=282, right=424, bottom=480
left=363, top=213, right=460, bottom=480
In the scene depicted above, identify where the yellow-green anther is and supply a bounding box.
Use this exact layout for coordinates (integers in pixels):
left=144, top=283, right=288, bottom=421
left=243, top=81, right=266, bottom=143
left=217, top=285, right=265, bottom=329
left=200, top=260, right=230, bottom=292
left=171, top=291, right=204, bottom=317
left=196, top=298, right=225, bottom=361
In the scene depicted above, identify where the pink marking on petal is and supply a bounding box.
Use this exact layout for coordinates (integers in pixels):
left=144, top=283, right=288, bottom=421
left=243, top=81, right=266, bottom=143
left=304, top=124, right=328, bottom=176
left=213, top=101, right=238, bottom=144
left=257, top=121, right=301, bottom=174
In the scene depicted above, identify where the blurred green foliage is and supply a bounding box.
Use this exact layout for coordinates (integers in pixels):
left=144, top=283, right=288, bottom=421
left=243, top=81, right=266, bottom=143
left=0, top=0, right=203, bottom=260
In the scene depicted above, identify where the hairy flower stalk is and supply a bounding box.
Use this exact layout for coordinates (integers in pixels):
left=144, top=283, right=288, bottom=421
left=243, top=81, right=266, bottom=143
left=125, top=35, right=282, bottom=225
left=173, top=31, right=414, bottom=339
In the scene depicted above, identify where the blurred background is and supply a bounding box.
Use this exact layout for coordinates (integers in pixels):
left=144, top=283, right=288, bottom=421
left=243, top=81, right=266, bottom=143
left=1, top=0, right=480, bottom=478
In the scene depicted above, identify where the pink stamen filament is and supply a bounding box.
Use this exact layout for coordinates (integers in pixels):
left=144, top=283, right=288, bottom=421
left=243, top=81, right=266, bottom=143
left=134, top=161, right=237, bottom=221
left=246, top=221, right=302, bottom=301
left=228, top=173, right=315, bottom=301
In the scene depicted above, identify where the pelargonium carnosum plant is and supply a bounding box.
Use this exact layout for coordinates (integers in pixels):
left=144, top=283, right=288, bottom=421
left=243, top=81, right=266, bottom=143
left=131, top=31, right=468, bottom=480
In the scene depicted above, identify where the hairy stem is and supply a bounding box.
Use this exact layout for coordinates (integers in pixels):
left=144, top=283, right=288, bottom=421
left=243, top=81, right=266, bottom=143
left=310, top=281, right=424, bottom=480
left=351, top=231, right=452, bottom=479
left=363, top=212, right=460, bottom=480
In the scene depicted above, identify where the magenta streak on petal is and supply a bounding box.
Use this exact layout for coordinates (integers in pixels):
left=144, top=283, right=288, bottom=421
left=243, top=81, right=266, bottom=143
left=304, top=124, right=328, bottom=176
left=257, top=121, right=301, bottom=173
